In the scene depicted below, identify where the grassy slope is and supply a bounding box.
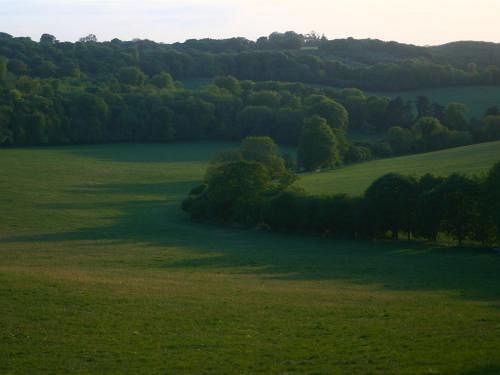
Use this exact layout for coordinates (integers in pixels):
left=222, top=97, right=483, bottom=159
left=1, top=143, right=500, bottom=374
left=298, top=140, right=500, bottom=196
left=369, top=86, right=500, bottom=118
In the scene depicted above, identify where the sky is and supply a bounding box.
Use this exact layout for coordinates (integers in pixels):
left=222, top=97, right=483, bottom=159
left=1, top=0, right=500, bottom=46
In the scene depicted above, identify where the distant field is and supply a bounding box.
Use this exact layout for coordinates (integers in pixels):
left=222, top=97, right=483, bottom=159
left=369, top=85, right=500, bottom=118
left=1, top=143, right=500, bottom=374
left=298, top=140, right=500, bottom=196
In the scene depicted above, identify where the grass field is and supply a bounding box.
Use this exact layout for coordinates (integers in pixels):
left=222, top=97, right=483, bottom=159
left=298, top=140, right=500, bottom=196
left=369, top=85, right=500, bottom=118
left=1, top=143, right=500, bottom=374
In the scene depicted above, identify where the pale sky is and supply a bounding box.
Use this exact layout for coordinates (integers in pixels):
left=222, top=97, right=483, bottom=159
left=2, top=0, right=500, bottom=46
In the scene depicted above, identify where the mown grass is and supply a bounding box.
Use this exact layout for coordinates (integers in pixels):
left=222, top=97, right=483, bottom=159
left=369, top=85, right=500, bottom=118
left=298, top=140, right=500, bottom=196
left=1, top=143, right=500, bottom=374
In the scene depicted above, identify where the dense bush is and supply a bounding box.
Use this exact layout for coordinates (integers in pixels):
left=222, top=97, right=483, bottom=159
left=184, top=156, right=500, bottom=247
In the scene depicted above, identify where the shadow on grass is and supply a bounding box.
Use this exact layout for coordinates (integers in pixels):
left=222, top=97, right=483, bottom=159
left=461, top=365, right=500, bottom=375
left=1, top=180, right=500, bottom=303
left=68, top=142, right=236, bottom=163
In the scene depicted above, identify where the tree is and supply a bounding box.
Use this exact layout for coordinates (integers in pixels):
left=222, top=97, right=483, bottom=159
left=482, top=116, right=500, bottom=141
left=305, top=95, right=349, bottom=131
left=412, top=116, right=449, bottom=151
left=265, top=31, right=304, bottom=50
left=214, top=75, right=241, bottom=95
left=415, top=174, right=445, bottom=241
left=365, top=173, right=418, bottom=240
left=117, top=67, right=146, bottom=86
left=345, top=145, right=372, bottom=163
left=274, top=107, right=304, bottom=145
left=236, top=105, right=275, bottom=138
left=0, top=105, right=13, bottom=145
left=78, top=34, right=98, bottom=43
left=65, top=92, right=109, bottom=143
left=485, top=105, right=500, bottom=117
left=385, top=97, right=413, bottom=129
left=0, top=58, right=6, bottom=82
left=7, top=59, right=28, bottom=75
left=240, top=136, right=287, bottom=180
left=183, top=161, right=272, bottom=223
left=298, top=116, right=339, bottom=171
left=40, top=34, right=58, bottom=45
left=387, top=126, right=414, bottom=154
left=443, top=103, right=468, bottom=130
left=151, top=72, right=175, bottom=89
left=150, top=106, right=175, bottom=141
left=436, top=174, right=481, bottom=245
left=485, top=162, right=500, bottom=241
left=248, top=90, right=281, bottom=108
left=416, top=96, right=432, bottom=118
left=473, top=178, right=497, bottom=247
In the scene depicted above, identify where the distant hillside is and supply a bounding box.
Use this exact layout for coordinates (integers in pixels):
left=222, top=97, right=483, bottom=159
left=430, top=41, right=500, bottom=69
left=297, top=140, right=500, bottom=196
left=368, top=86, right=500, bottom=118
left=1, top=31, right=499, bottom=91
left=315, top=38, right=431, bottom=64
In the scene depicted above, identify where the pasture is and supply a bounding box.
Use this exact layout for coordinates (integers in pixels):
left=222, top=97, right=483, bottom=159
left=298, top=140, right=500, bottom=196
left=370, top=85, right=500, bottom=118
left=1, top=143, right=500, bottom=374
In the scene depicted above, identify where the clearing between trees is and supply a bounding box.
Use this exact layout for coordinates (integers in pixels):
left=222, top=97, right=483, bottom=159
left=0, top=143, right=499, bottom=374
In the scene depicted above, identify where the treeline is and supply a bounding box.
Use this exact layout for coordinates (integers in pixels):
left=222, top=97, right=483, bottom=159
left=1, top=32, right=500, bottom=91
left=385, top=105, right=500, bottom=156
left=1, top=58, right=499, bottom=161
left=183, top=137, right=500, bottom=247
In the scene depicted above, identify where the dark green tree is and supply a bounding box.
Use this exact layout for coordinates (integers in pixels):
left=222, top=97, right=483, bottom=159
left=298, top=116, right=339, bottom=171
left=305, top=95, right=349, bottom=131
left=443, top=103, right=468, bottom=130
left=183, top=161, right=272, bottom=224
left=416, top=96, right=432, bottom=118
left=117, top=67, right=147, bottom=86
left=436, top=174, right=481, bottom=245
left=214, top=75, right=241, bottom=95
left=387, top=126, right=414, bottom=154
left=415, top=174, right=445, bottom=241
left=485, top=162, right=500, bottom=241
left=240, top=136, right=286, bottom=180
left=151, top=72, right=175, bottom=89
left=365, top=173, right=418, bottom=240
left=0, top=57, right=6, bottom=82
left=40, top=34, right=58, bottom=45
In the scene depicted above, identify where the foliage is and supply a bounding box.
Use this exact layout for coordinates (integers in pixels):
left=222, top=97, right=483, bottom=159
left=298, top=116, right=339, bottom=171
left=0, top=33, right=498, bottom=159
left=240, top=136, right=287, bottom=179
left=183, top=160, right=272, bottom=223
left=3, top=32, right=500, bottom=91
left=185, top=141, right=500, bottom=246
left=185, top=136, right=296, bottom=223
left=486, top=162, right=500, bottom=239
left=364, top=173, right=418, bottom=240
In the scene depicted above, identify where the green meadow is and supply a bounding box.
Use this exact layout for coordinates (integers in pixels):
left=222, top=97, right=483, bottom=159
left=370, top=86, right=500, bottom=118
left=298, top=140, right=500, bottom=196
left=1, top=143, right=500, bottom=374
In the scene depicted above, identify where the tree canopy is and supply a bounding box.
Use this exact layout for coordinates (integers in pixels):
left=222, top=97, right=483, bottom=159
left=298, top=116, right=339, bottom=171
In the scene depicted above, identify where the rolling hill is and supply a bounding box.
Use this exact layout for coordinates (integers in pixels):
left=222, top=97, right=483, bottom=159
left=0, top=142, right=499, bottom=373
left=369, top=85, right=500, bottom=118
left=297, top=140, right=500, bottom=196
